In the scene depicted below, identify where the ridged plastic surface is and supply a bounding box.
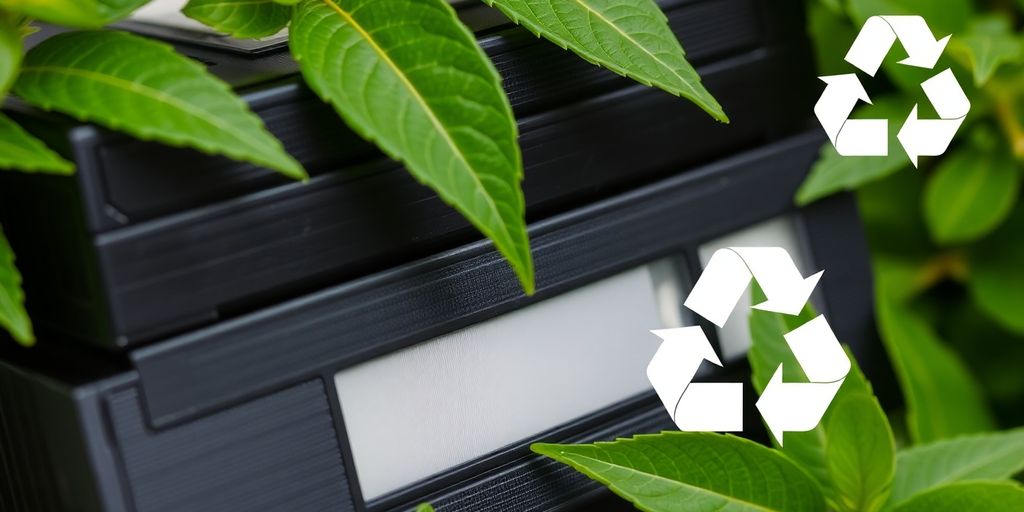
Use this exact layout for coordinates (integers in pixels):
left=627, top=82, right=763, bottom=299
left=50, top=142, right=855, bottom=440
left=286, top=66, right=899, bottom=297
left=0, top=362, right=105, bottom=512
left=133, top=134, right=824, bottom=428
left=106, top=380, right=353, bottom=512
left=93, top=0, right=762, bottom=226
left=411, top=406, right=673, bottom=511
left=99, top=47, right=792, bottom=346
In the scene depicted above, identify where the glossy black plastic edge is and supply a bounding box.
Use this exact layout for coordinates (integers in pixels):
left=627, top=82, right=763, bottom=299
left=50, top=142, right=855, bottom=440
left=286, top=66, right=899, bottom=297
left=131, top=132, right=858, bottom=431
left=96, top=45, right=803, bottom=348
left=75, top=0, right=767, bottom=232
left=0, top=0, right=806, bottom=350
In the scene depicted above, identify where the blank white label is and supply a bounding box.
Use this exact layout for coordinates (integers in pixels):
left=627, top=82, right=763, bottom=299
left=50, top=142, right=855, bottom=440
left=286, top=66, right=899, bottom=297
left=334, top=262, right=684, bottom=500
left=698, top=215, right=810, bottom=360
left=131, top=0, right=214, bottom=33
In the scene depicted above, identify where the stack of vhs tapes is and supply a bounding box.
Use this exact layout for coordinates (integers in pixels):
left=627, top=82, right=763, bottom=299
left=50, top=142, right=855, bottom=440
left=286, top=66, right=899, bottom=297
left=0, top=1, right=879, bottom=511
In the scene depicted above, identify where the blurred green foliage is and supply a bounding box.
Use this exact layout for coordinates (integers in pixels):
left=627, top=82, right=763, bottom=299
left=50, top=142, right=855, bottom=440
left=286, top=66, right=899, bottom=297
left=800, top=0, right=1024, bottom=433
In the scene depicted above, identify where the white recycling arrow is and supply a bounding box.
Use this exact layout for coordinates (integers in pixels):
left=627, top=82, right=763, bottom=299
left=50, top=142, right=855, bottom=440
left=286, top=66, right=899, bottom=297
left=815, top=15, right=969, bottom=164
left=815, top=74, right=888, bottom=156
left=898, top=69, right=970, bottom=167
left=683, top=247, right=823, bottom=327
left=646, top=327, right=743, bottom=432
left=756, top=370, right=844, bottom=447
left=648, top=247, right=851, bottom=442
left=755, top=316, right=851, bottom=446
left=845, top=15, right=950, bottom=76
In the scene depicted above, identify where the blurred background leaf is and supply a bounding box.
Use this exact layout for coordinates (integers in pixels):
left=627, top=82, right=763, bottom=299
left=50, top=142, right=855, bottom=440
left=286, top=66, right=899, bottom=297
left=889, top=481, right=1024, bottom=512
left=887, top=428, right=1024, bottom=508
left=922, top=144, right=1018, bottom=245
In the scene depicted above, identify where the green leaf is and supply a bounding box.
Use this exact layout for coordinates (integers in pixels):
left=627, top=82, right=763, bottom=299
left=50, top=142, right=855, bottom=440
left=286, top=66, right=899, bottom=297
left=183, top=0, right=292, bottom=39
left=0, top=113, right=74, bottom=174
left=748, top=289, right=830, bottom=488
left=0, top=0, right=150, bottom=28
left=922, top=144, right=1019, bottom=245
left=748, top=286, right=893, bottom=510
left=891, top=482, right=1024, bottom=512
left=846, top=0, right=972, bottom=38
left=940, top=300, right=1024, bottom=426
left=967, top=204, right=1024, bottom=334
left=948, top=15, right=1022, bottom=87
left=0, top=14, right=21, bottom=95
left=748, top=286, right=821, bottom=389
left=0, top=227, right=33, bottom=346
left=14, top=31, right=305, bottom=180
left=887, top=428, right=1024, bottom=508
left=532, top=433, right=825, bottom=512
left=796, top=96, right=912, bottom=205
left=807, top=3, right=859, bottom=77
left=875, top=262, right=995, bottom=444
left=481, top=0, right=727, bottom=123
left=846, top=0, right=972, bottom=93
left=826, top=394, right=895, bottom=512
left=290, top=0, right=534, bottom=293
left=856, top=169, right=933, bottom=258
left=415, top=504, right=435, bottom=512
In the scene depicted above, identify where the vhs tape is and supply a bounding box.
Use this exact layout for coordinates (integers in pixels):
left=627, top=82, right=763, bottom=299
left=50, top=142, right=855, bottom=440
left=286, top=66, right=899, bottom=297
left=0, top=0, right=813, bottom=349
left=0, top=133, right=879, bottom=512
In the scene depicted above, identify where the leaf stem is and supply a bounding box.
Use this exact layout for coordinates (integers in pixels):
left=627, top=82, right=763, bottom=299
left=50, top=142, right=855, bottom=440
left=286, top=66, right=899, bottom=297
left=913, top=251, right=969, bottom=292
left=991, top=86, right=1024, bottom=160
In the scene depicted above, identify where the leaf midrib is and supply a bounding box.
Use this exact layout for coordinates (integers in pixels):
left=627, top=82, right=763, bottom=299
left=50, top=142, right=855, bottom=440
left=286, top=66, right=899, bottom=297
left=558, top=450, right=781, bottom=512
left=317, top=0, right=514, bottom=246
left=570, top=0, right=701, bottom=100
left=18, top=65, right=272, bottom=162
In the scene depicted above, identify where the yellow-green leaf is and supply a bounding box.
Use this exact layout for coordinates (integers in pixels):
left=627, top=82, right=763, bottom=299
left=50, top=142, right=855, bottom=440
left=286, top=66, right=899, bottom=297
left=0, top=113, right=74, bottom=174
left=0, top=227, right=33, bottom=345
left=183, top=0, right=292, bottom=39
left=0, top=14, right=20, bottom=95
left=0, top=0, right=150, bottom=28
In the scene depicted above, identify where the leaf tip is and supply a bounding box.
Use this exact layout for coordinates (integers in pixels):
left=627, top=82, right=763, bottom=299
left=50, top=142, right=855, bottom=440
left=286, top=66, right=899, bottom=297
left=530, top=442, right=561, bottom=457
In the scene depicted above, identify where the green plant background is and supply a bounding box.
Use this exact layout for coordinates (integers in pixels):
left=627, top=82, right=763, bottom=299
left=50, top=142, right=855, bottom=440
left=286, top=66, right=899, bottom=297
left=535, top=0, right=1024, bottom=510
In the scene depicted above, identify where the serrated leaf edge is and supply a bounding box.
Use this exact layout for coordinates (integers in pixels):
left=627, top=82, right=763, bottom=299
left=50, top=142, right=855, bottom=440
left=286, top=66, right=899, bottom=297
left=481, top=0, right=727, bottom=122
left=306, top=0, right=533, bottom=292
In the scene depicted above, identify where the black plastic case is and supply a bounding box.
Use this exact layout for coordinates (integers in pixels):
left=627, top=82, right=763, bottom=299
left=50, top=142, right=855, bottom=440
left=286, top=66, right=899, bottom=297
left=0, top=133, right=880, bottom=512
left=0, top=0, right=813, bottom=349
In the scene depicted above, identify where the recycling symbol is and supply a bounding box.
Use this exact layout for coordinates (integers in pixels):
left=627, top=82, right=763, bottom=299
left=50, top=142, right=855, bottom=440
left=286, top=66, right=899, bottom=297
left=814, top=15, right=970, bottom=166
left=646, top=247, right=851, bottom=445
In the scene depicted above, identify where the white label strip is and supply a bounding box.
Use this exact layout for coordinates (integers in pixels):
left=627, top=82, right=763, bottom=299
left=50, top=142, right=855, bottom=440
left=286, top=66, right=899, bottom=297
left=131, top=0, right=215, bottom=34
left=334, top=262, right=684, bottom=500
